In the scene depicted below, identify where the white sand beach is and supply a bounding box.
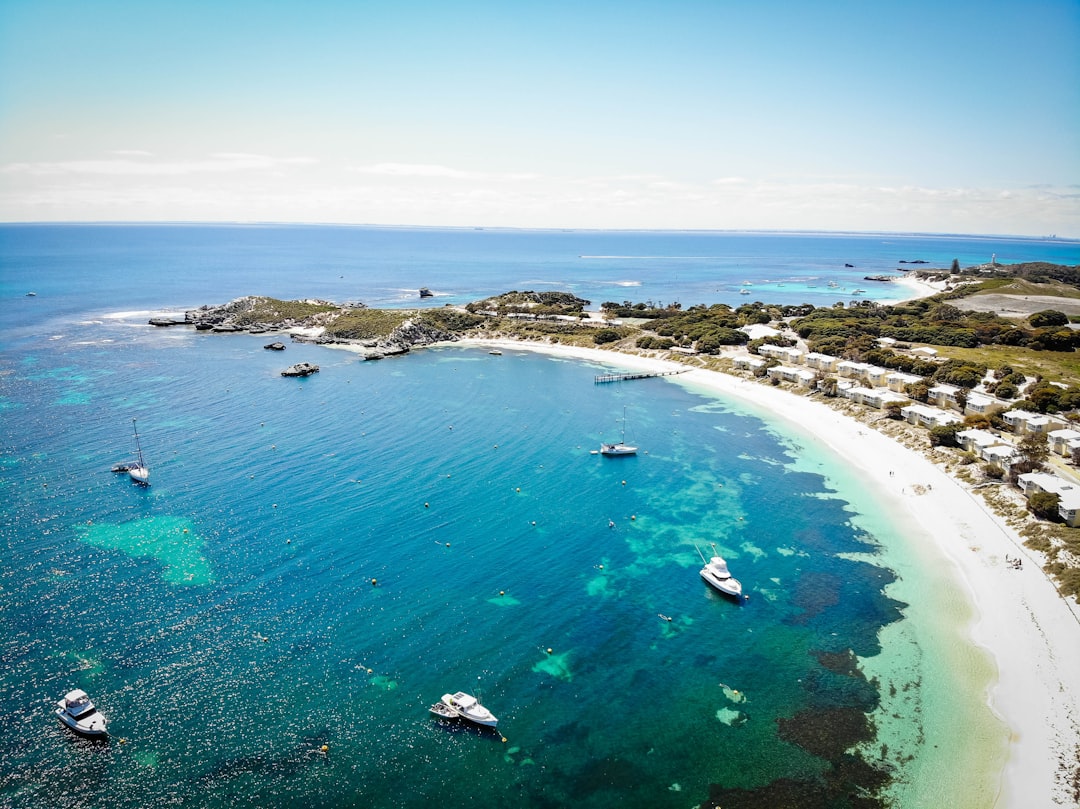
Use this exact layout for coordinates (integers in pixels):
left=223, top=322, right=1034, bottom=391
left=454, top=337, right=1080, bottom=808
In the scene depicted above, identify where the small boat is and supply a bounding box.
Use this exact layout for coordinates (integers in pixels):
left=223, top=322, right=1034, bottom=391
left=600, top=406, right=637, bottom=456
left=697, top=544, right=742, bottom=599
left=429, top=701, right=459, bottom=720
left=488, top=349, right=502, bottom=355
left=739, top=288, right=750, bottom=295
left=55, top=689, right=108, bottom=737
left=26, top=291, right=37, bottom=297
left=263, top=342, right=286, bottom=351
left=437, top=692, right=498, bottom=727
left=127, top=418, right=149, bottom=486
left=419, top=287, right=434, bottom=298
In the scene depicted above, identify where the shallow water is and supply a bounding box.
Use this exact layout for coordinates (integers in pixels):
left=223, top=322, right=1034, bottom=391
left=0, top=225, right=1047, bottom=807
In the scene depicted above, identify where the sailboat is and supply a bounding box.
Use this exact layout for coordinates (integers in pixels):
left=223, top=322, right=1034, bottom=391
left=600, top=406, right=638, bottom=456
left=127, top=418, right=149, bottom=485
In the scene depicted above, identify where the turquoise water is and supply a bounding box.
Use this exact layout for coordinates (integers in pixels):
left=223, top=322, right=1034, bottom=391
left=1, top=225, right=1061, bottom=807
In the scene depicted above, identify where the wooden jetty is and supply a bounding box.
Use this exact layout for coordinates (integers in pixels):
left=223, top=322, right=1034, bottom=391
left=594, top=369, right=687, bottom=384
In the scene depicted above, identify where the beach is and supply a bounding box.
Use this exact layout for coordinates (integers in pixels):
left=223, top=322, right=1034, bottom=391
left=454, top=337, right=1080, bottom=808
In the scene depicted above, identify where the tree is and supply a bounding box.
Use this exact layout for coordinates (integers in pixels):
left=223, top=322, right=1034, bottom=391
left=905, top=382, right=929, bottom=403
left=994, top=381, right=1018, bottom=400
left=593, top=328, right=620, bottom=344
left=1028, top=491, right=1061, bottom=521
left=951, top=258, right=961, bottom=272
left=1028, top=310, right=1068, bottom=328
left=884, top=400, right=904, bottom=420
left=1015, top=432, right=1050, bottom=473
left=929, top=424, right=961, bottom=447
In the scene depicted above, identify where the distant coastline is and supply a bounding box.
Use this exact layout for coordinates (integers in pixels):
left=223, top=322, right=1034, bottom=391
left=4, top=221, right=1078, bottom=242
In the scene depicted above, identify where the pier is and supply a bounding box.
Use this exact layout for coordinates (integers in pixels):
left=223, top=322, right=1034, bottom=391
left=594, top=370, right=688, bottom=384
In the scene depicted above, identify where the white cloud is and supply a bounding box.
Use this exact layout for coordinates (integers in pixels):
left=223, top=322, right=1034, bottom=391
left=352, top=162, right=475, bottom=179
left=1, top=153, right=317, bottom=176
left=351, top=162, right=541, bottom=182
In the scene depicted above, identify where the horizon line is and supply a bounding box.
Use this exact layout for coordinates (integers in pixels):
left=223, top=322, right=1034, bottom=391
left=1, top=220, right=1076, bottom=243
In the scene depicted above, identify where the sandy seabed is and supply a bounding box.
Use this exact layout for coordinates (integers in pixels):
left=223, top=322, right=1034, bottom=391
left=451, top=337, right=1080, bottom=809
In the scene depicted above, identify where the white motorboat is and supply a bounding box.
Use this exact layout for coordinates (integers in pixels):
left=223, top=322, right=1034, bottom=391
left=600, top=406, right=637, bottom=456
left=127, top=418, right=149, bottom=485
left=55, top=689, right=108, bottom=737
left=697, top=545, right=743, bottom=599
left=438, top=692, right=498, bottom=727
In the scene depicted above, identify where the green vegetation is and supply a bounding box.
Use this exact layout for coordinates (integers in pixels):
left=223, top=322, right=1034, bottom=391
left=231, top=296, right=339, bottom=325
left=466, top=290, right=590, bottom=316
left=324, top=308, right=412, bottom=339
left=417, top=308, right=487, bottom=333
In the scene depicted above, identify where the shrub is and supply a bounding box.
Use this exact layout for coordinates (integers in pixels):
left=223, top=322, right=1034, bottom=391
left=929, top=424, right=961, bottom=447
left=593, top=328, right=621, bottom=345
left=1028, top=491, right=1061, bottom=521
left=1028, top=310, right=1069, bottom=328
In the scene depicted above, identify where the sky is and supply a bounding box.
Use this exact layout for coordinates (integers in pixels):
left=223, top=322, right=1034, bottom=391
left=1, top=0, right=1078, bottom=237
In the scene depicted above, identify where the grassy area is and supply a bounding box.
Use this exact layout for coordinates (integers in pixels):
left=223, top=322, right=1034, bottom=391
left=932, top=343, right=1080, bottom=385
left=324, top=308, right=412, bottom=339
left=967, top=278, right=1080, bottom=300
left=236, top=297, right=339, bottom=324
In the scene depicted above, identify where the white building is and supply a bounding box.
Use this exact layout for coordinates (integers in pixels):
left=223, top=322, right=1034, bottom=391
left=886, top=371, right=923, bottom=393
left=766, top=365, right=816, bottom=388
left=734, top=356, right=767, bottom=372
left=981, top=444, right=1020, bottom=467
left=1003, top=410, right=1069, bottom=436
left=1016, top=472, right=1080, bottom=527
left=928, top=384, right=961, bottom=409
left=956, top=428, right=1004, bottom=454
left=757, top=345, right=804, bottom=364
left=846, top=387, right=908, bottom=409
left=803, top=352, right=839, bottom=372
left=1048, top=428, right=1080, bottom=457
left=900, top=404, right=964, bottom=428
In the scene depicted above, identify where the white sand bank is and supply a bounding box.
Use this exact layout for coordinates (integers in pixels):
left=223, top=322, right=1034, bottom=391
left=452, top=337, right=1080, bottom=808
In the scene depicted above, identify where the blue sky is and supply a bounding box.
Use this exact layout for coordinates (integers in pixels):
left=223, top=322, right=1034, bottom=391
left=1, top=0, right=1077, bottom=236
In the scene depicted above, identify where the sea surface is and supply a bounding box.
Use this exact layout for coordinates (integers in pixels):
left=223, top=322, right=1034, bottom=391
left=0, top=225, right=1075, bottom=808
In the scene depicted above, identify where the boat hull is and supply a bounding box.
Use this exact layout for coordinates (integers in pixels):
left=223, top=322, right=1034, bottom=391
left=440, top=692, right=498, bottom=727
left=600, top=443, right=637, bottom=456
left=56, top=709, right=108, bottom=737
left=700, top=569, right=743, bottom=600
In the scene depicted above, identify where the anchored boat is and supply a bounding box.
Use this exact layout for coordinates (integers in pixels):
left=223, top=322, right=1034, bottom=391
left=55, top=689, right=108, bottom=737
left=431, top=691, right=498, bottom=727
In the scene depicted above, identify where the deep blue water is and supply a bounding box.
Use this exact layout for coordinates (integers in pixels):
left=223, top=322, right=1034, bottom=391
left=0, top=225, right=1071, bottom=808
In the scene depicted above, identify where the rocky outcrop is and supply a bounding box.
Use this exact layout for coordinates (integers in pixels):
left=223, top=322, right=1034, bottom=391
left=184, top=296, right=345, bottom=334
left=351, top=318, right=457, bottom=360
left=281, top=362, right=319, bottom=377
left=264, top=342, right=287, bottom=351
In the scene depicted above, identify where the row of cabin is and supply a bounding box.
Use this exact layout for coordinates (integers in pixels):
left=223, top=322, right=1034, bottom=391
left=742, top=346, right=1080, bottom=527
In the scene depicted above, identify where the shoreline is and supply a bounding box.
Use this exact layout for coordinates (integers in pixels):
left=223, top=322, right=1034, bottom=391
left=449, top=336, right=1080, bottom=808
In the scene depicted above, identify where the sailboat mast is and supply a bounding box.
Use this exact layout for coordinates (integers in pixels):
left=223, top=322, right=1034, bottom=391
left=132, top=418, right=145, bottom=465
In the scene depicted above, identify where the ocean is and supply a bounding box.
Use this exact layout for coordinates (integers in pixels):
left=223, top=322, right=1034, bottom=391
left=0, top=225, right=1075, bottom=808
